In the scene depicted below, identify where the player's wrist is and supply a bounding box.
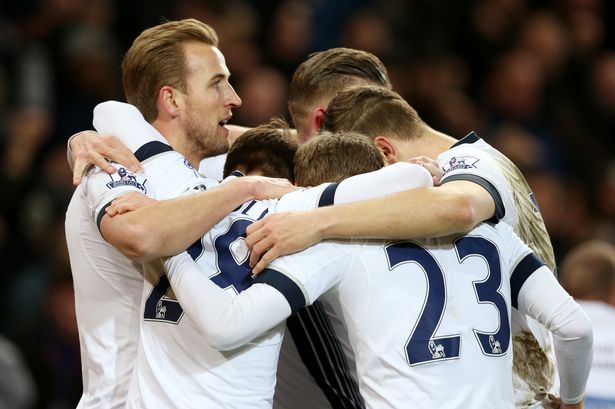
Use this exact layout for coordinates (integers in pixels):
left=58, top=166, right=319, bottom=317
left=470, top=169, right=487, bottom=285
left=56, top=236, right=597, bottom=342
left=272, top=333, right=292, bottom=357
left=313, top=207, right=336, bottom=241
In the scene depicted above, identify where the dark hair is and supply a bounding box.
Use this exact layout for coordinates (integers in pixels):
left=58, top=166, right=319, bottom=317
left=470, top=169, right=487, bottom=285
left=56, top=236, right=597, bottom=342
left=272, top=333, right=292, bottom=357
left=223, top=118, right=298, bottom=181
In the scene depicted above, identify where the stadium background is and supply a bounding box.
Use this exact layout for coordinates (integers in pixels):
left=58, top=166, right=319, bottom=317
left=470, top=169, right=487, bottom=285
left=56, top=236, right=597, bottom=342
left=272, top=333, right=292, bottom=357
left=0, top=0, right=613, bottom=406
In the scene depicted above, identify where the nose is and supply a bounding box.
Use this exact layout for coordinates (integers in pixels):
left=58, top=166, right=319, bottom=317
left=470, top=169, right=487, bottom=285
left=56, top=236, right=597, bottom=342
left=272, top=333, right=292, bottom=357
left=226, top=84, right=242, bottom=108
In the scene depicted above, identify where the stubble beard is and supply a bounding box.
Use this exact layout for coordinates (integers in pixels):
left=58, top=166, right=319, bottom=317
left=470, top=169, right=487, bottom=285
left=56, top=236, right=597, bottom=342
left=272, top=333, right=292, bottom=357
left=185, top=117, right=229, bottom=160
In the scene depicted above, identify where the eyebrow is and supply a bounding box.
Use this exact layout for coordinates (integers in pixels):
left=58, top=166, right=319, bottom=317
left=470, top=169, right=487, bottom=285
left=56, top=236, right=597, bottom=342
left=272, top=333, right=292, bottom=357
left=210, top=73, right=230, bottom=83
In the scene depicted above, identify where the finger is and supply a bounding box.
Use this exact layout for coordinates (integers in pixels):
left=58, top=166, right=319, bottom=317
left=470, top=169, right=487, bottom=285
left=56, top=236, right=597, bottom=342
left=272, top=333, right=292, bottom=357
left=111, top=148, right=143, bottom=173
left=245, top=222, right=265, bottom=247
left=249, top=240, right=269, bottom=267
left=73, top=162, right=86, bottom=186
left=250, top=238, right=272, bottom=267
left=252, top=250, right=276, bottom=275
left=106, top=206, right=118, bottom=216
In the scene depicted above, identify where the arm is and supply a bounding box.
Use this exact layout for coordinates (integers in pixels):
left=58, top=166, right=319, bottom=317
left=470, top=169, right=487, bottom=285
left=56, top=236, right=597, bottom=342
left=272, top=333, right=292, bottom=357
left=515, top=266, right=592, bottom=406
left=68, top=131, right=143, bottom=186
left=247, top=179, right=494, bottom=273
left=163, top=252, right=292, bottom=350
left=100, top=176, right=296, bottom=261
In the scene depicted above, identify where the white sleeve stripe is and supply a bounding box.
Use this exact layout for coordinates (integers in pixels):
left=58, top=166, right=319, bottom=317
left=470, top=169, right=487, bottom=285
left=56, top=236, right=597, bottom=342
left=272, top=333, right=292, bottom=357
left=254, top=268, right=306, bottom=313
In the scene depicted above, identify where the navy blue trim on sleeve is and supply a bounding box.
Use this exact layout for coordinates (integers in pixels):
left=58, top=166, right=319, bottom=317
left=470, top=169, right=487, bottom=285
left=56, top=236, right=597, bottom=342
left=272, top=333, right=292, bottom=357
left=318, top=183, right=339, bottom=207
left=134, top=141, right=173, bottom=162
left=451, top=131, right=480, bottom=148
left=229, top=170, right=245, bottom=178
left=510, top=252, right=546, bottom=309
left=96, top=201, right=113, bottom=234
left=254, top=268, right=306, bottom=314
left=441, top=174, right=505, bottom=223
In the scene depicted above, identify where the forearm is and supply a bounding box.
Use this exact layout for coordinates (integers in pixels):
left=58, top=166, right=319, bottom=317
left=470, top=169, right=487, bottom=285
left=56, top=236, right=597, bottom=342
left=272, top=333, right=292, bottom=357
left=165, top=253, right=291, bottom=350
left=103, top=178, right=257, bottom=260
left=318, top=184, right=489, bottom=240
left=518, top=272, right=593, bottom=404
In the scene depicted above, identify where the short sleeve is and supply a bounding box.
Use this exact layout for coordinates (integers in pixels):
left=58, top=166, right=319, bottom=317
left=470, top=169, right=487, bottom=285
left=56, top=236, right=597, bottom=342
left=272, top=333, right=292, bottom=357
left=438, top=146, right=514, bottom=223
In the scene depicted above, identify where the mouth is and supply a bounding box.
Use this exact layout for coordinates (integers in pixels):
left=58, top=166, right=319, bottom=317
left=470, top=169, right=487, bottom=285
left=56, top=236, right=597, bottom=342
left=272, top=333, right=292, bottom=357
left=218, top=114, right=232, bottom=128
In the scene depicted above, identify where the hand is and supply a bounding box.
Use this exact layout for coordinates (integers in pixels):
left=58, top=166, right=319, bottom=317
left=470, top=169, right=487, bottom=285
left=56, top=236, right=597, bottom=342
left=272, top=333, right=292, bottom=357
left=106, top=192, right=157, bottom=216
left=242, top=176, right=299, bottom=200
left=70, top=131, right=143, bottom=186
left=246, top=211, right=322, bottom=275
left=407, top=156, right=443, bottom=185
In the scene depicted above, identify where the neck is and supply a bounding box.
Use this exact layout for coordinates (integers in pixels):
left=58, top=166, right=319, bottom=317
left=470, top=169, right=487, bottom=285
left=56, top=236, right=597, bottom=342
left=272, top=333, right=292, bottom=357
left=152, top=119, right=201, bottom=169
left=400, top=126, right=457, bottom=159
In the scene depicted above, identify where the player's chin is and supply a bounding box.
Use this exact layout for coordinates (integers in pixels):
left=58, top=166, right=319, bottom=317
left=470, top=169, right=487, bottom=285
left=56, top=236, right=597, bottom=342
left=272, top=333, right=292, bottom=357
left=218, top=123, right=230, bottom=138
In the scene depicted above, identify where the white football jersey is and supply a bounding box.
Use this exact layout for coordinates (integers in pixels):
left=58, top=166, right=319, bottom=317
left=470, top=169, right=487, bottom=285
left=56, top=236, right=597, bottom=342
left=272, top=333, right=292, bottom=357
left=438, top=132, right=558, bottom=406
left=66, top=184, right=144, bottom=409
left=262, top=224, right=555, bottom=409
left=64, top=102, right=203, bottom=409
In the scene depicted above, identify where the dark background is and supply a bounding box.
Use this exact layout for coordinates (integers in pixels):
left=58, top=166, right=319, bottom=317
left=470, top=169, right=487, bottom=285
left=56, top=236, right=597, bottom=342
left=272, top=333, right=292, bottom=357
left=0, top=0, right=613, bottom=406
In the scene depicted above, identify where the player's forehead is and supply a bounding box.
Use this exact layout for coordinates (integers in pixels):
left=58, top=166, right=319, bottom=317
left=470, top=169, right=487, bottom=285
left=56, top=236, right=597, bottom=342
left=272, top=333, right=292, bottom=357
left=184, top=43, right=231, bottom=80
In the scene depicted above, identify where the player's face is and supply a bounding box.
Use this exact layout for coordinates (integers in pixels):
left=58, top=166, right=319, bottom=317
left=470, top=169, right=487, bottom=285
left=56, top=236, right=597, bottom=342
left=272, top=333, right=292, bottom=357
left=181, top=43, right=242, bottom=157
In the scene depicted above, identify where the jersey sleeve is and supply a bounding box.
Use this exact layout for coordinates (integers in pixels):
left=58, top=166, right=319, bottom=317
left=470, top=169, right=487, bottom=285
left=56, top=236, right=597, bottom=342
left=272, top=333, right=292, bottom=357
left=92, top=100, right=169, bottom=154
left=275, top=162, right=433, bottom=211
left=515, top=269, right=593, bottom=404
left=438, top=146, right=514, bottom=223
left=163, top=252, right=291, bottom=351
left=82, top=163, right=152, bottom=226
left=332, top=162, right=433, bottom=205
left=254, top=242, right=353, bottom=313
left=275, top=184, right=338, bottom=212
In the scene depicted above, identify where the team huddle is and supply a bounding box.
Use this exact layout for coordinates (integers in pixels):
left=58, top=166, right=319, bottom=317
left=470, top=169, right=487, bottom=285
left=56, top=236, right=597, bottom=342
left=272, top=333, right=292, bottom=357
left=65, top=19, right=592, bottom=409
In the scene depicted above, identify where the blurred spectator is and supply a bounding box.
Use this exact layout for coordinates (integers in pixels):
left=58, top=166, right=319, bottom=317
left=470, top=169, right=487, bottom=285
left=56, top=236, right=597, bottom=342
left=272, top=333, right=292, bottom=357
left=559, top=240, right=615, bottom=408
left=0, top=335, right=36, bottom=409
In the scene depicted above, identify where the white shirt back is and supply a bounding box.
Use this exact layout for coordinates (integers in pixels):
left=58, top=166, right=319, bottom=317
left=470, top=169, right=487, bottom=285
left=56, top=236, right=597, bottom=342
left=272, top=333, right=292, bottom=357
left=266, top=222, right=539, bottom=409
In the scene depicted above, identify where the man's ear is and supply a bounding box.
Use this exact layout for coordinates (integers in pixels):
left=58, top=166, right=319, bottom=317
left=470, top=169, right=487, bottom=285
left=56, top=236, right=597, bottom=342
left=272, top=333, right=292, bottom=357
left=157, top=86, right=181, bottom=118
left=374, top=136, right=398, bottom=165
left=310, top=107, right=327, bottom=135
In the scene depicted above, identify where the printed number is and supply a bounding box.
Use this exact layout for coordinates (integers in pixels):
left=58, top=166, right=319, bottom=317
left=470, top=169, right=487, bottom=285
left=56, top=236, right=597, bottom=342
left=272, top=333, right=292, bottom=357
left=143, top=275, right=184, bottom=324
left=384, top=237, right=509, bottom=366
left=144, top=211, right=263, bottom=322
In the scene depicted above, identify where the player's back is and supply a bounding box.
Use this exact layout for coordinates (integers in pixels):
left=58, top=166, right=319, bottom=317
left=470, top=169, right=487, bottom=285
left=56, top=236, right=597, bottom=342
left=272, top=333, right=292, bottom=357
left=441, top=133, right=558, bottom=406
left=326, top=222, right=530, bottom=409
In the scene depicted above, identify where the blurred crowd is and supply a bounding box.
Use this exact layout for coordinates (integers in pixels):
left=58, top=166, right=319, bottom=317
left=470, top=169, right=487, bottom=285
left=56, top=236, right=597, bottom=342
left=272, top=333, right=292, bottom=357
left=0, top=0, right=613, bottom=407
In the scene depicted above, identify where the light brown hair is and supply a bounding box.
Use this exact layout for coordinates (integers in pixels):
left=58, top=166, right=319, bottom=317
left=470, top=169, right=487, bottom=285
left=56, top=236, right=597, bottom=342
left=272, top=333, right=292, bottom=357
left=559, top=240, right=615, bottom=302
left=294, top=131, right=384, bottom=186
left=223, top=118, right=298, bottom=181
left=122, top=18, right=219, bottom=122
left=323, top=85, right=424, bottom=141
left=288, top=48, right=391, bottom=133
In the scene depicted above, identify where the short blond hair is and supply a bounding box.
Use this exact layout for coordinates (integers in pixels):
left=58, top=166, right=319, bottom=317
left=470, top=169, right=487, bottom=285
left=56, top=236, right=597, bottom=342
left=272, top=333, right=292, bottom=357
left=122, top=19, right=218, bottom=122
left=288, top=48, right=391, bottom=134
left=294, top=131, right=384, bottom=186
left=323, top=85, right=423, bottom=141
